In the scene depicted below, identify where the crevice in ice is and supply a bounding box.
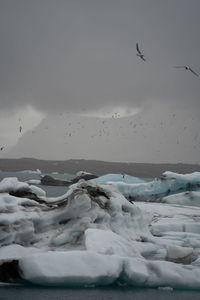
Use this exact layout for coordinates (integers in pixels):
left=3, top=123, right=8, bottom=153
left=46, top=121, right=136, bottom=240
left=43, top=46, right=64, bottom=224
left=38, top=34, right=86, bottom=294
left=0, top=260, right=21, bottom=283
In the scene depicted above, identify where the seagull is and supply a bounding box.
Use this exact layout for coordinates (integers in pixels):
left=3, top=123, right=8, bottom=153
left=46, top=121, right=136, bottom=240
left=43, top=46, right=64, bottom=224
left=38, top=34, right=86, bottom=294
left=136, top=43, right=146, bottom=61
left=173, top=66, right=199, bottom=77
left=0, top=146, right=5, bottom=151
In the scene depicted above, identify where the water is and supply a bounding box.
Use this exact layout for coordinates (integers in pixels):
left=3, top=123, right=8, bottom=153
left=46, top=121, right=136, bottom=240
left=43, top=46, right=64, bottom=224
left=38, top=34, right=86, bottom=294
left=0, top=170, right=74, bottom=197
left=0, top=285, right=200, bottom=300
left=0, top=170, right=75, bottom=183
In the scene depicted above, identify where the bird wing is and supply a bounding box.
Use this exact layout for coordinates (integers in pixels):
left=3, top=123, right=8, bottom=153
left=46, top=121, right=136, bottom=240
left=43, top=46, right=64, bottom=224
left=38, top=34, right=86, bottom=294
left=189, top=68, right=199, bottom=77
left=136, top=43, right=142, bottom=54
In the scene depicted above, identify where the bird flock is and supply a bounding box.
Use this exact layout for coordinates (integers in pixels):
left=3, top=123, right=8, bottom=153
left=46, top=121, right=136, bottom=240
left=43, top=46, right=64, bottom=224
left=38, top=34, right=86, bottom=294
left=0, top=43, right=199, bottom=157
left=136, top=42, right=199, bottom=77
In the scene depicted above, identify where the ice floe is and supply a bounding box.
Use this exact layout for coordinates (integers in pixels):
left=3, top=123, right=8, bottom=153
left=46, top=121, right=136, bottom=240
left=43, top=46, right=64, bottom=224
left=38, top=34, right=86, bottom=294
left=92, top=173, right=145, bottom=184
left=105, top=171, right=200, bottom=201
left=0, top=172, right=200, bottom=289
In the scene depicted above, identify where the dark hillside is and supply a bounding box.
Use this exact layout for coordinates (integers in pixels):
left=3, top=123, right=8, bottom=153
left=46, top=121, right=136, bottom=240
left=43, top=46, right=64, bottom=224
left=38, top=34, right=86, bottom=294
left=0, top=158, right=199, bottom=178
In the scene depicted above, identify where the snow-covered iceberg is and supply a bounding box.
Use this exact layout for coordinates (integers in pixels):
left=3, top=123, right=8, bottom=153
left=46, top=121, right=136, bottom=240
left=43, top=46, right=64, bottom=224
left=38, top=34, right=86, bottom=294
left=92, top=173, right=145, bottom=184
left=0, top=174, right=200, bottom=289
left=105, top=171, right=200, bottom=202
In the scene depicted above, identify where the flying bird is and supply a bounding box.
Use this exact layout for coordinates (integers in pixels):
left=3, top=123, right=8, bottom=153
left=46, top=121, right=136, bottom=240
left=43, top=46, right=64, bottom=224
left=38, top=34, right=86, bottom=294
left=19, top=125, right=22, bottom=133
left=173, top=66, right=199, bottom=77
left=136, top=43, right=146, bottom=61
left=0, top=146, right=5, bottom=151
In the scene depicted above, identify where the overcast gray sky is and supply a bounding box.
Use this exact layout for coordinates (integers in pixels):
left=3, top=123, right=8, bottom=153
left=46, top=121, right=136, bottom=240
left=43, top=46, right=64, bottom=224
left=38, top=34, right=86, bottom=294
left=0, top=0, right=200, bottom=163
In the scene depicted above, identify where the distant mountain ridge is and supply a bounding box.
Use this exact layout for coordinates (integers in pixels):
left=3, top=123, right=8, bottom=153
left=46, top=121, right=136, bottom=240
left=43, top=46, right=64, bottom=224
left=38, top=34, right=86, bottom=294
left=0, top=158, right=200, bottom=178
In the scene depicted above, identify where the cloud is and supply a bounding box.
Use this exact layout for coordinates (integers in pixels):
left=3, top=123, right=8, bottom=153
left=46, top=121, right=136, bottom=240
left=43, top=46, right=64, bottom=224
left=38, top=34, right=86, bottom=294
left=0, top=106, right=45, bottom=148
left=0, top=0, right=200, bottom=116
left=4, top=101, right=200, bottom=163
left=1, top=1, right=200, bottom=163
left=79, top=106, right=140, bottom=119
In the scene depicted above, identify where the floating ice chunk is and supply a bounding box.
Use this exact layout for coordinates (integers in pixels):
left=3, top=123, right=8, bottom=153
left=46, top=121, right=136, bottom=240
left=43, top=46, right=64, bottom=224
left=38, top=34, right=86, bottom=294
left=93, top=174, right=145, bottom=185
left=0, top=177, right=30, bottom=193
left=19, top=251, right=123, bottom=286
left=1, top=174, right=200, bottom=289
left=18, top=252, right=200, bottom=289
left=19, top=169, right=41, bottom=174
left=76, top=171, right=92, bottom=177
left=158, top=286, right=173, bottom=291
left=106, top=171, right=200, bottom=201
left=26, top=179, right=41, bottom=185
left=162, top=171, right=200, bottom=185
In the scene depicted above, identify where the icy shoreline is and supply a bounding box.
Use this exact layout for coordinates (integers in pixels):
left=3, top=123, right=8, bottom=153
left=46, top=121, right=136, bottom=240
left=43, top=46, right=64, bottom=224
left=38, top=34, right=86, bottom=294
left=0, top=172, right=200, bottom=289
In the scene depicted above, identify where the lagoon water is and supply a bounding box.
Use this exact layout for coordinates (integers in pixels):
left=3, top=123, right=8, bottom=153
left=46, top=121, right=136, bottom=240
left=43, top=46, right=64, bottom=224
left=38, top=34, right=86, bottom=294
left=0, top=170, right=200, bottom=299
left=1, top=285, right=200, bottom=300
left=0, top=170, right=73, bottom=197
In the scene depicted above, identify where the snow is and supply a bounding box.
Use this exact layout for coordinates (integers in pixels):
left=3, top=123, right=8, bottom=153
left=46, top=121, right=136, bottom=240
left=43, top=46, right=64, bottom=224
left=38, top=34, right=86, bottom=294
left=85, top=228, right=141, bottom=257
left=0, top=177, right=30, bottom=193
left=0, top=172, right=200, bottom=289
left=0, top=244, right=42, bottom=261
left=29, top=185, right=46, bottom=197
left=162, top=171, right=200, bottom=184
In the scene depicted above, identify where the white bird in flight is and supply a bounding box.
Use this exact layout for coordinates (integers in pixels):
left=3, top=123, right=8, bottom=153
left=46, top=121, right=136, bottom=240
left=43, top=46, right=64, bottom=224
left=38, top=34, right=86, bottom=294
left=136, top=43, right=146, bottom=61
left=173, top=65, right=199, bottom=77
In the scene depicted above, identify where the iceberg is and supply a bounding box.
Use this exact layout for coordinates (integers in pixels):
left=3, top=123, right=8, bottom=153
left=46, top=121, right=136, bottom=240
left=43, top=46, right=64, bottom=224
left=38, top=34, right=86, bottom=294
left=0, top=177, right=30, bottom=194
left=0, top=173, right=200, bottom=289
left=19, top=169, right=42, bottom=175
left=161, top=191, right=200, bottom=207
left=19, top=251, right=123, bottom=286
left=105, top=171, right=200, bottom=201
left=92, top=173, right=146, bottom=184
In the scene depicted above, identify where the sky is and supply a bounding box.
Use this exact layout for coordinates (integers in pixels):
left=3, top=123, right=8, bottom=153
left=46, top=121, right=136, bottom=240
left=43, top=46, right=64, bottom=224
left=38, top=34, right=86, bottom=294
left=0, top=0, right=200, bottom=163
